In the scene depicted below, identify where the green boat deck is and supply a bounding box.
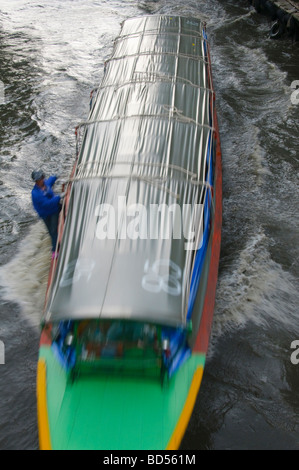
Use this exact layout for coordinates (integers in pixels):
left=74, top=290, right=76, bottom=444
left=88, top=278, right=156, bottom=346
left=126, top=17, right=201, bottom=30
left=39, top=346, right=206, bottom=450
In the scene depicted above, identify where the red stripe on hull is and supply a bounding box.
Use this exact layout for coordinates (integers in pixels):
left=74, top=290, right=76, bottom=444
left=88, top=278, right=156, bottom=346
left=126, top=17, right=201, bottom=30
left=193, top=109, right=222, bottom=354
left=39, top=324, right=52, bottom=347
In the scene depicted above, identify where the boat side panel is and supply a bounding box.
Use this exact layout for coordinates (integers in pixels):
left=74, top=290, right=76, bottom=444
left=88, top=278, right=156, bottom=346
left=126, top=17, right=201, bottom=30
left=193, top=107, right=222, bottom=353
left=166, top=365, right=204, bottom=450
left=36, top=358, right=52, bottom=450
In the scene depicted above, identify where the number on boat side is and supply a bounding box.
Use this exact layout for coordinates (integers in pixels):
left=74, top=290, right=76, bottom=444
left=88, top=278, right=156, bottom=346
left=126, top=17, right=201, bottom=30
left=141, top=259, right=182, bottom=296
left=60, top=259, right=95, bottom=287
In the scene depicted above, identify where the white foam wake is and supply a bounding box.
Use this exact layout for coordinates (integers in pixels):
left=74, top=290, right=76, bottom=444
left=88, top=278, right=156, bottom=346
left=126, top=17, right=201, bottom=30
left=0, top=221, right=52, bottom=329
left=211, top=229, right=298, bottom=344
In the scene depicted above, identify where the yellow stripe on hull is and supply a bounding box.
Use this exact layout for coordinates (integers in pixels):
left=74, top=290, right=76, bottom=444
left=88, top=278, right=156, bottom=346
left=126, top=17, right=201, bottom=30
left=166, top=366, right=204, bottom=450
left=36, top=358, right=52, bottom=450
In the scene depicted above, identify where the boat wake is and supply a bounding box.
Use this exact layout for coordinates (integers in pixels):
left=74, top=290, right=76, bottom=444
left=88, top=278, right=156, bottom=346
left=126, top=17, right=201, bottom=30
left=211, top=229, right=299, bottom=348
left=0, top=221, right=51, bottom=329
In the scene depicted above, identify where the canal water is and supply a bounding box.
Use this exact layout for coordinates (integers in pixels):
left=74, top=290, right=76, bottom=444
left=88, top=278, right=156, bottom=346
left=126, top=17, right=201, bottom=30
left=0, top=0, right=298, bottom=450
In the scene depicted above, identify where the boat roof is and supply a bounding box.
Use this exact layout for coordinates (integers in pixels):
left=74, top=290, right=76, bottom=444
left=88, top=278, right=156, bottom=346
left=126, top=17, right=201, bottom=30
left=44, top=15, right=214, bottom=328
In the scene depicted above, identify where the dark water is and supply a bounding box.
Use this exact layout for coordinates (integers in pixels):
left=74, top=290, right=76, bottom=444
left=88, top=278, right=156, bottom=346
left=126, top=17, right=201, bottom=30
left=0, top=0, right=298, bottom=450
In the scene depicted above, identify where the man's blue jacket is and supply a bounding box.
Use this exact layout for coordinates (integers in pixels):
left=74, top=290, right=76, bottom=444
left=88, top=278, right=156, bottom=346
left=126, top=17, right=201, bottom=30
left=31, top=176, right=61, bottom=219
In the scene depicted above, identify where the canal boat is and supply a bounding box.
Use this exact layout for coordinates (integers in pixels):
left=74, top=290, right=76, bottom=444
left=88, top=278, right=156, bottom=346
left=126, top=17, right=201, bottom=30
left=37, top=14, right=222, bottom=450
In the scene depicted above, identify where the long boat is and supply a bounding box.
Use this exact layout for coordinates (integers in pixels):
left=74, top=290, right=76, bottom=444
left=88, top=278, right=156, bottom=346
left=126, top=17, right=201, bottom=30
left=36, top=15, right=222, bottom=450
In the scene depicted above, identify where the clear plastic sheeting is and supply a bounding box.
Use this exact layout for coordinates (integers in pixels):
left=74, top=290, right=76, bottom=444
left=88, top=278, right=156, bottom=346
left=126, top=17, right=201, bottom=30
left=45, top=16, right=215, bottom=329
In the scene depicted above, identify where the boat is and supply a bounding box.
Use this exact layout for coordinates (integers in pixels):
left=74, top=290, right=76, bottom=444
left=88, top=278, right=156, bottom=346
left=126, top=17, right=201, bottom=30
left=36, top=14, right=222, bottom=450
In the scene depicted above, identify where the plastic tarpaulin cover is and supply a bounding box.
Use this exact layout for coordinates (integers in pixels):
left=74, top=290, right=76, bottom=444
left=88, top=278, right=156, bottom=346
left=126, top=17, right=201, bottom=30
left=45, top=15, right=215, bottom=328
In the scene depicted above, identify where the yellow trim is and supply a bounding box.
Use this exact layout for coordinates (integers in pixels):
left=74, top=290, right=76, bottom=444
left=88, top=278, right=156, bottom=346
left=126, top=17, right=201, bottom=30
left=36, top=359, right=52, bottom=450
left=166, top=366, right=204, bottom=450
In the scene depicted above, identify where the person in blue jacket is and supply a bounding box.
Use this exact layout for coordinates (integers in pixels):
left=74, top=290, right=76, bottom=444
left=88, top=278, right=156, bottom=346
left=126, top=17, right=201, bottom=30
left=31, top=169, right=64, bottom=256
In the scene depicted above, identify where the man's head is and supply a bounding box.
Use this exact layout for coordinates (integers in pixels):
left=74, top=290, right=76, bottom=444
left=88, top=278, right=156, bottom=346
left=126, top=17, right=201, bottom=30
left=31, top=169, right=45, bottom=185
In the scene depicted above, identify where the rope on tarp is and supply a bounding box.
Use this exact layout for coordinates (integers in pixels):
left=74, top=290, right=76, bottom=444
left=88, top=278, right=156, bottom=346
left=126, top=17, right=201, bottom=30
left=106, top=50, right=210, bottom=65
left=74, top=112, right=214, bottom=167
left=74, top=112, right=214, bottom=132
left=114, top=29, right=206, bottom=43
left=69, top=172, right=181, bottom=200
left=65, top=171, right=215, bottom=209
left=76, top=160, right=201, bottom=179
left=75, top=160, right=212, bottom=198
left=98, top=74, right=215, bottom=93
left=119, top=15, right=207, bottom=34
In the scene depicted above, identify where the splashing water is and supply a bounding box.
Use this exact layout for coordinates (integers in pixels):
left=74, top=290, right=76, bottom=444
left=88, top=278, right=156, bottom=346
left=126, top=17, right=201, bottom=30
left=211, top=229, right=299, bottom=346
left=0, top=222, right=51, bottom=329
